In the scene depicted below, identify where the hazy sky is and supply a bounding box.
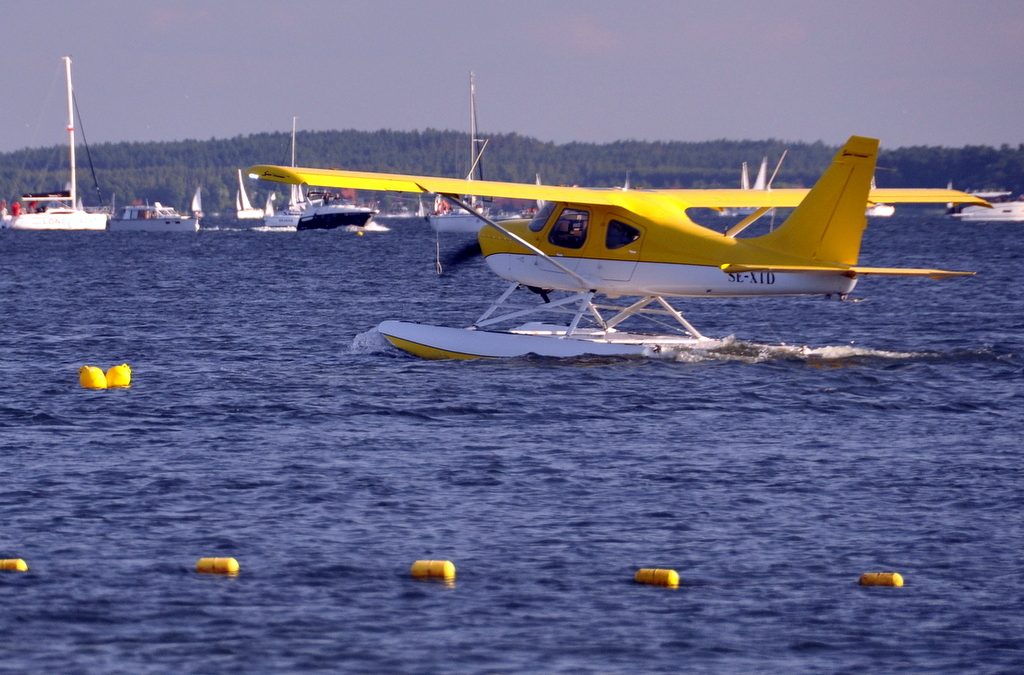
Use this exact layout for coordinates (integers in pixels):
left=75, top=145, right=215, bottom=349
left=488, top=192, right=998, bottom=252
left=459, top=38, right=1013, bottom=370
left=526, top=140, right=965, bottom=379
left=3, top=0, right=1022, bottom=154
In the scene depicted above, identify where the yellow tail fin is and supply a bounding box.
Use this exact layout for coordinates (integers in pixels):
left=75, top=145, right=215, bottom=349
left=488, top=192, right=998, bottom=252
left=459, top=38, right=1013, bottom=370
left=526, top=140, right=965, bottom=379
left=754, top=136, right=877, bottom=266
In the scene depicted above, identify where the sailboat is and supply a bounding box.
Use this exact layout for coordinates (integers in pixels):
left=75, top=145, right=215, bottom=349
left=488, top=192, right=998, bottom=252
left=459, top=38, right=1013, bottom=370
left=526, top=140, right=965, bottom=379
left=235, top=169, right=264, bottom=221
left=722, top=157, right=768, bottom=217
left=11, top=56, right=108, bottom=231
left=428, top=71, right=489, bottom=234
left=191, top=187, right=203, bottom=219
left=262, top=117, right=310, bottom=229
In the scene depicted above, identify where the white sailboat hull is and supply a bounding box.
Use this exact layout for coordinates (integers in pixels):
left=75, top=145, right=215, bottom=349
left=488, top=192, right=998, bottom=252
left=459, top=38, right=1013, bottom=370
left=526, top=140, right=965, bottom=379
left=261, top=212, right=300, bottom=229
left=11, top=210, right=108, bottom=231
left=428, top=212, right=484, bottom=233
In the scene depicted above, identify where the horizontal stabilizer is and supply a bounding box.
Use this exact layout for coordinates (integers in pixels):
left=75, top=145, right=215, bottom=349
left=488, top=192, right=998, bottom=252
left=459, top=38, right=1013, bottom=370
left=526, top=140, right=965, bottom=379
left=867, top=188, right=990, bottom=206
left=721, top=263, right=974, bottom=279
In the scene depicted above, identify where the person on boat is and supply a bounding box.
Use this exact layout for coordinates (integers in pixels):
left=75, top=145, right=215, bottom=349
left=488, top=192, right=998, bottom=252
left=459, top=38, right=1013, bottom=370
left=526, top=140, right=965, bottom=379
left=11, top=200, right=21, bottom=217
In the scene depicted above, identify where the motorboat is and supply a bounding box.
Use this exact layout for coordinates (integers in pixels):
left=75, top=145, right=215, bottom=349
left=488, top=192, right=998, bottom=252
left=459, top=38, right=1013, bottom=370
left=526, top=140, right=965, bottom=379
left=865, top=176, right=895, bottom=217
left=108, top=202, right=199, bottom=232
left=949, top=191, right=1024, bottom=221
left=11, top=56, right=108, bottom=231
left=296, top=192, right=376, bottom=230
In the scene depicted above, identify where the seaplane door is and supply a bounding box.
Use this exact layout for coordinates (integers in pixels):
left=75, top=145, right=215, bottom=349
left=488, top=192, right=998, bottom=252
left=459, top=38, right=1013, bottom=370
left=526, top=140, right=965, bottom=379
left=593, top=216, right=643, bottom=281
left=534, top=206, right=587, bottom=277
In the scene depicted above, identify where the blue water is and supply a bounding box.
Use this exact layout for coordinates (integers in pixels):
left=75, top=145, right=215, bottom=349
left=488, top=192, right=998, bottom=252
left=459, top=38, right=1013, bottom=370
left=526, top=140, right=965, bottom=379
left=1, top=215, right=1022, bottom=672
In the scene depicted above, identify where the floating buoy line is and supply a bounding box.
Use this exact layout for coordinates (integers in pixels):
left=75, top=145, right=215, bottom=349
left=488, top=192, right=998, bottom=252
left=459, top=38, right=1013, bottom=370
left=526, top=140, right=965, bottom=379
left=2, top=555, right=906, bottom=593
left=61, top=364, right=912, bottom=591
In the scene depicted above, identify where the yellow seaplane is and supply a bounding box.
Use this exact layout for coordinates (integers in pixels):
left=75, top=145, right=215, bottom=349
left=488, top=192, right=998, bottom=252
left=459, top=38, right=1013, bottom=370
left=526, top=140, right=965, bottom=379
left=249, top=135, right=986, bottom=359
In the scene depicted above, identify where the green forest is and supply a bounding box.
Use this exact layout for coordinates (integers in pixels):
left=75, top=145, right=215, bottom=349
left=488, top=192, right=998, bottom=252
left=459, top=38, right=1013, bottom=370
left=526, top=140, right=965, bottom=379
left=2, top=129, right=1022, bottom=216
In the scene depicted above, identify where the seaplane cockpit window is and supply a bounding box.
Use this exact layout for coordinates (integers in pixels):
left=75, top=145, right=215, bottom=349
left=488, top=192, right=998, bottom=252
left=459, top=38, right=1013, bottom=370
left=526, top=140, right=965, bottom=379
left=548, top=208, right=589, bottom=249
left=606, top=220, right=641, bottom=249
left=528, top=202, right=556, bottom=232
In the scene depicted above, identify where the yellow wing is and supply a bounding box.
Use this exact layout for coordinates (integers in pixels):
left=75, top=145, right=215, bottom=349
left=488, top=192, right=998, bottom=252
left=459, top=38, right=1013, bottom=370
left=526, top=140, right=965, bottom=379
left=247, top=165, right=988, bottom=210
left=248, top=165, right=631, bottom=206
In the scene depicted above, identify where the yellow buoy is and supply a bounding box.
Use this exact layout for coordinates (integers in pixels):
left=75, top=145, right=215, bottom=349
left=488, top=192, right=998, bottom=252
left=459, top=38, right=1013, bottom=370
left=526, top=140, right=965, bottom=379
left=105, top=363, right=132, bottom=388
left=196, top=557, right=240, bottom=575
left=634, top=568, right=680, bottom=588
left=79, top=365, right=107, bottom=389
left=0, top=559, right=28, bottom=572
left=859, top=572, right=903, bottom=587
left=410, top=559, right=456, bottom=581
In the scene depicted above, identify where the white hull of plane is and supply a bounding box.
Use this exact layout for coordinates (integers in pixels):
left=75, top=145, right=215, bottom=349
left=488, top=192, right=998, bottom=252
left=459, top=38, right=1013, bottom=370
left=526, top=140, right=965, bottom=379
left=484, top=254, right=858, bottom=298
left=378, top=320, right=707, bottom=359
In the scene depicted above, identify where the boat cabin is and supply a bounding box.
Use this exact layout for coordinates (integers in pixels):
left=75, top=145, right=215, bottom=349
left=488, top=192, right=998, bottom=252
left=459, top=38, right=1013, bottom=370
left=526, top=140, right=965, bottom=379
left=116, top=203, right=179, bottom=220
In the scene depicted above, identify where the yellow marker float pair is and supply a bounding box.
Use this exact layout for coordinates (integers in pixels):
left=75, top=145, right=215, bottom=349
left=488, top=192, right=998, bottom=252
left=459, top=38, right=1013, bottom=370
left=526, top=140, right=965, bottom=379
left=79, top=363, right=132, bottom=389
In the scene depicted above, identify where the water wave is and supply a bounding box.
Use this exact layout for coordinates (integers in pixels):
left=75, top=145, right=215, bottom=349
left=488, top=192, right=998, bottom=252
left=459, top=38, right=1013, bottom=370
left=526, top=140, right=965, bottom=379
left=348, top=327, right=393, bottom=354
left=345, top=326, right=998, bottom=366
left=648, top=335, right=926, bottom=364
left=350, top=221, right=390, bottom=232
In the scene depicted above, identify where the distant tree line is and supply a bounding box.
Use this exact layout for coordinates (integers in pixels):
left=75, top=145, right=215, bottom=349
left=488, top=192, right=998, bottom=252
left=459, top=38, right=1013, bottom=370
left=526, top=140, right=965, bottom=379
left=1, top=129, right=1021, bottom=215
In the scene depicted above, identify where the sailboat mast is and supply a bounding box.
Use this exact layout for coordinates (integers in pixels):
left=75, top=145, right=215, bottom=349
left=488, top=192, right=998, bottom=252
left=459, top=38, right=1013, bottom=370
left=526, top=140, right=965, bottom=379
left=468, top=71, right=477, bottom=181
left=63, top=56, right=76, bottom=207
left=290, top=116, right=297, bottom=167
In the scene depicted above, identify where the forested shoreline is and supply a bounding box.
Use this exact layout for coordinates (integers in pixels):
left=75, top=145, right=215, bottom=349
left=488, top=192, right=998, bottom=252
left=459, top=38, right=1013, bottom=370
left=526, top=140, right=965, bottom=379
left=2, top=129, right=1021, bottom=215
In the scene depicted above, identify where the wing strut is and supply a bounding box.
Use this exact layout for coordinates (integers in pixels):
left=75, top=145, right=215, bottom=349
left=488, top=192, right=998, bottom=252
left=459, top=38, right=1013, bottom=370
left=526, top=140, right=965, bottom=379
left=724, top=207, right=772, bottom=238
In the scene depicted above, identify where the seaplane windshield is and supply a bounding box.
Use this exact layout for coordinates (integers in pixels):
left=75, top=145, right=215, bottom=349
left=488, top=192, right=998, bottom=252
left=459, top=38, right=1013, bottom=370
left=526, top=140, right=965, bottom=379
left=528, top=201, right=556, bottom=232
left=548, top=208, right=589, bottom=249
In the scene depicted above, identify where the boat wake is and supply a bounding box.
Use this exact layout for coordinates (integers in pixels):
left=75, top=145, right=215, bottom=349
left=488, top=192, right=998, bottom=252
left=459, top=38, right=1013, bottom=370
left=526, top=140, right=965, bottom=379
left=249, top=225, right=296, bottom=233
left=350, top=221, right=390, bottom=233
left=345, top=326, right=1006, bottom=367
left=647, top=335, right=927, bottom=365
